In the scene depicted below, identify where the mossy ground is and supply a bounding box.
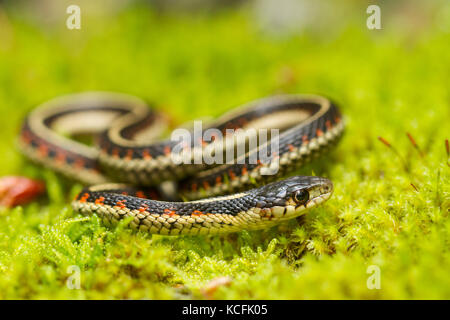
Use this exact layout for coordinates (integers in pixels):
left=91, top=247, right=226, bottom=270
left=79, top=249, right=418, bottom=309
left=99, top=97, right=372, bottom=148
left=0, top=4, right=449, bottom=299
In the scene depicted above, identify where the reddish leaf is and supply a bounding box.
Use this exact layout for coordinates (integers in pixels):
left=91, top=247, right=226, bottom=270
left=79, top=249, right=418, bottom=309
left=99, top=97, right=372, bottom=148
left=0, top=176, right=45, bottom=208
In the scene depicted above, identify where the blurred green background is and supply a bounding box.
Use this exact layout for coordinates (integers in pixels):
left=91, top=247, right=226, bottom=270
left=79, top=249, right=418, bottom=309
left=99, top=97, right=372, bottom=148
left=0, top=0, right=448, bottom=299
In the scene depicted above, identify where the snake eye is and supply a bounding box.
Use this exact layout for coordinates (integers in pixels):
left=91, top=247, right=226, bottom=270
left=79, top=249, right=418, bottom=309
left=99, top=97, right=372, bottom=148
left=294, top=190, right=309, bottom=205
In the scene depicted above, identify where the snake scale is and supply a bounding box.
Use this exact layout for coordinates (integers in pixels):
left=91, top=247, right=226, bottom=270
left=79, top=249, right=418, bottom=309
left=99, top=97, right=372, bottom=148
left=18, top=92, right=344, bottom=235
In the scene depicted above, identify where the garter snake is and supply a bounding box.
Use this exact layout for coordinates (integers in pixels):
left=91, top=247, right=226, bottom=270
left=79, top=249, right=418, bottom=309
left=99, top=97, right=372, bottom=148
left=18, top=92, right=344, bottom=235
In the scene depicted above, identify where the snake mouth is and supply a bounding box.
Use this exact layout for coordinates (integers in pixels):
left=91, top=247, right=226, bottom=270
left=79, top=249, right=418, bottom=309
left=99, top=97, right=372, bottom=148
left=304, top=190, right=333, bottom=209
left=291, top=178, right=334, bottom=215
left=253, top=176, right=335, bottom=222
left=265, top=190, right=333, bottom=222
left=291, top=190, right=332, bottom=213
left=306, top=179, right=333, bottom=207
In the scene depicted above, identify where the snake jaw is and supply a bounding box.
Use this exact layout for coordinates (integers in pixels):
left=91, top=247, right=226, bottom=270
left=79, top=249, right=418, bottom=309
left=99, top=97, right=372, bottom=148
left=281, top=177, right=333, bottom=218
left=245, top=175, right=335, bottom=224
left=303, top=180, right=333, bottom=210
left=305, top=190, right=333, bottom=210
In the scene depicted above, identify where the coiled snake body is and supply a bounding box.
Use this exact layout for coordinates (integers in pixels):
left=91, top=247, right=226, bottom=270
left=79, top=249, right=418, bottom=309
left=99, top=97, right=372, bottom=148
left=18, top=92, right=344, bottom=235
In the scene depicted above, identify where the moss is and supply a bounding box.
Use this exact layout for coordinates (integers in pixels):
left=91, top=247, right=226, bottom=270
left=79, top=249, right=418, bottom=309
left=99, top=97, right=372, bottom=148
left=0, top=5, right=448, bottom=299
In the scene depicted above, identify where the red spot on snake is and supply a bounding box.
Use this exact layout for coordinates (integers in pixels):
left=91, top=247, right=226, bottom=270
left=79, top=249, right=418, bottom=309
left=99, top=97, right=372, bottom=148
left=22, top=131, right=32, bottom=143
left=142, top=149, right=152, bottom=160
left=115, top=199, right=126, bottom=209
left=241, top=167, right=248, bottom=176
left=55, top=152, right=66, bottom=164
left=139, top=205, right=149, bottom=213
left=112, top=148, right=119, bottom=158
left=126, top=149, right=133, bottom=160
left=335, top=116, right=341, bottom=123
left=95, top=197, right=105, bottom=205
left=325, top=120, right=332, bottom=129
left=238, top=118, right=248, bottom=126
left=121, top=191, right=128, bottom=196
left=215, top=176, right=222, bottom=185
left=288, top=144, right=295, bottom=152
left=191, top=184, right=198, bottom=192
left=79, top=193, right=89, bottom=203
left=192, top=210, right=204, bottom=216
left=38, top=144, right=49, bottom=157
left=164, top=146, right=171, bottom=155
left=228, top=170, right=236, bottom=180
left=164, top=208, right=177, bottom=216
left=203, top=181, right=210, bottom=190
left=316, top=129, right=323, bottom=137
left=302, top=135, right=309, bottom=144
left=74, top=158, right=85, bottom=169
left=256, top=160, right=263, bottom=168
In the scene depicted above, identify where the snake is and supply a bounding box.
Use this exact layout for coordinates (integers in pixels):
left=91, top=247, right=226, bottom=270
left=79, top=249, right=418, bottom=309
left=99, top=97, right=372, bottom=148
left=17, top=92, right=344, bottom=235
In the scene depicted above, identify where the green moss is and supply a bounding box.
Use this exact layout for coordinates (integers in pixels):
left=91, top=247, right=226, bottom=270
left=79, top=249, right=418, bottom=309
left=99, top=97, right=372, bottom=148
left=0, top=5, right=448, bottom=299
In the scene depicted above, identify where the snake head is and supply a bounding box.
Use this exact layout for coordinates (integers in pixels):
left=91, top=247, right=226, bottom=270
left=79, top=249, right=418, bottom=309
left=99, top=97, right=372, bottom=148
left=254, top=175, right=333, bottom=220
